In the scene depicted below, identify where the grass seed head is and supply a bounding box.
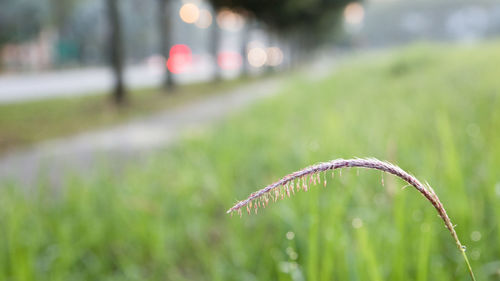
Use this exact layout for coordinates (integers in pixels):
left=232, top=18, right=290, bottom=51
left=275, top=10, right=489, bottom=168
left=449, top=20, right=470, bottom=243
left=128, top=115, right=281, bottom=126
left=226, top=157, right=476, bottom=281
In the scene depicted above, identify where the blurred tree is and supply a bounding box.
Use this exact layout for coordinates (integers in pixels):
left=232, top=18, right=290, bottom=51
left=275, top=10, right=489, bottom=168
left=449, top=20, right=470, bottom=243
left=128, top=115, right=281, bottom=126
left=49, top=0, right=79, bottom=29
left=209, top=0, right=353, bottom=56
left=106, top=0, right=126, bottom=104
left=48, top=0, right=86, bottom=64
left=239, top=22, right=249, bottom=77
left=239, top=14, right=254, bottom=77
left=213, top=0, right=350, bottom=34
left=210, top=17, right=222, bottom=81
left=0, top=0, right=46, bottom=46
left=158, top=0, right=175, bottom=90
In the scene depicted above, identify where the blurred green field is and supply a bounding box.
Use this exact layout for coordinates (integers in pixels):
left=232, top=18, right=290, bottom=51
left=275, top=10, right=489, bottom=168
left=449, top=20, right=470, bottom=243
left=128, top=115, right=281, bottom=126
left=1, top=42, right=499, bottom=281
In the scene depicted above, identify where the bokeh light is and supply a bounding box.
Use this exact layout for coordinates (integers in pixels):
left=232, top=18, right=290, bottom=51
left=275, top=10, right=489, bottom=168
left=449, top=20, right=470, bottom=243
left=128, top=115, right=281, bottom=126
left=217, top=51, right=242, bottom=70
left=179, top=3, right=200, bottom=24
left=216, top=8, right=244, bottom=31
left=195, top=9, right=212, bottom=29
left=247, top=47, right=267, bottom=68
left=246, top=40, right=264, bottom=50
left=344, top=2, right=364, bottom=25
left=266, top=47, right=283, bottom=66
left=166, top=44, right=192, bottom=74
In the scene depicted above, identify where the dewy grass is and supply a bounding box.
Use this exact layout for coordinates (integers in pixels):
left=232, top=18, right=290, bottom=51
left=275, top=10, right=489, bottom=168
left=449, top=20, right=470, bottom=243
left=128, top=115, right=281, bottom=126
left=227, top=158, right=476, bottom=281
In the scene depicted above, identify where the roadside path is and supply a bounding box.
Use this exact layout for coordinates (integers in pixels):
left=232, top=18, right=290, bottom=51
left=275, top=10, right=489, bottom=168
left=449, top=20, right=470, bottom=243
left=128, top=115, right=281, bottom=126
left=0, top=54, right=337, bottom=186
left=0, top=78, right=282, bottom=186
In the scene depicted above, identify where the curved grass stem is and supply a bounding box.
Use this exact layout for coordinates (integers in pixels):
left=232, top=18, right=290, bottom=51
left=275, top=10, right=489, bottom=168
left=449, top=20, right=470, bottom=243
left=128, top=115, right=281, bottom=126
left=227, top=158, right=476, bottom=280
left=462, top=249, right=477, bottom=281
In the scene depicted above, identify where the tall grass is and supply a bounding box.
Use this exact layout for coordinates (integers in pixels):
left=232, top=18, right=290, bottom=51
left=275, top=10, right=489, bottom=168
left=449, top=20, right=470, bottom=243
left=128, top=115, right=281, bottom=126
left=0, top=42, right=499, bottom=280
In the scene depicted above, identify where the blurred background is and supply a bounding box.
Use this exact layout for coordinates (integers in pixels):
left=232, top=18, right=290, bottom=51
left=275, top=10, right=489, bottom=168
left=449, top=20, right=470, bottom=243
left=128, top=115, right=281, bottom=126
left=0, top=0, right=499, bottom=280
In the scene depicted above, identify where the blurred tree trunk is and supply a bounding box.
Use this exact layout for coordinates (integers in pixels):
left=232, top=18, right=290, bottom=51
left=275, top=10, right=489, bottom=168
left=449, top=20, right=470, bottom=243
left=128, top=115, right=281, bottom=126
left=106, top=0, right=126, bottom=104
left=50, top=0, right=78, bottom=32
left=290, top=31, right=303, bottom=70
left=210, top=14, right=221, bottom=82
left=158, top=0, right=175, bottom=91
left=266, top=30, right=277, bottom=74
left=239, top=20, right=250, bottom=77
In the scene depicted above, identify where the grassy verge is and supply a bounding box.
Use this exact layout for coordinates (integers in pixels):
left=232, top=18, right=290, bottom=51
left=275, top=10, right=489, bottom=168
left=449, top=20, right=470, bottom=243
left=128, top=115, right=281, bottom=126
left=1, top=41, right=499, bottom=281
left=0, top=77, right=256, bottom=153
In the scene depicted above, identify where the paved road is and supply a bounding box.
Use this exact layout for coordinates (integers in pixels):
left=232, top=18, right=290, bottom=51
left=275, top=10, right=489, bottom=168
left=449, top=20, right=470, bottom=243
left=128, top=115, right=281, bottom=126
left=0, top=50, right=335, bottom=104
left=0, top=56, right=216, bottom=104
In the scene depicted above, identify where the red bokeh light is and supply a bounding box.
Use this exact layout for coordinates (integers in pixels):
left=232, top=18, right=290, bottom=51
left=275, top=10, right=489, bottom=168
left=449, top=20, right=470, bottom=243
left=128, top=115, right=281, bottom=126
left=166, top=44, right=192, bottom=74
left=217, top=51, right=242, bottom=70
